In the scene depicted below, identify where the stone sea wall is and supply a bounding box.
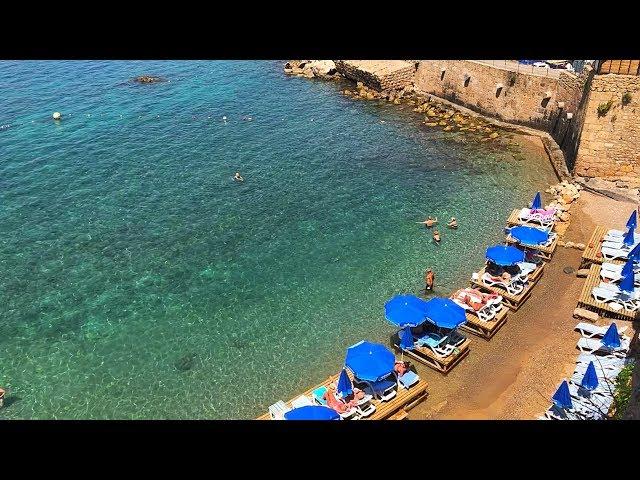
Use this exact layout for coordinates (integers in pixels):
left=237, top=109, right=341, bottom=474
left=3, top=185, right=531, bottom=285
left=333, top=60, right=416, bottom=92
left=573, top=73, right=640, bottom=188
left=413, top=60, right=586, bottom=131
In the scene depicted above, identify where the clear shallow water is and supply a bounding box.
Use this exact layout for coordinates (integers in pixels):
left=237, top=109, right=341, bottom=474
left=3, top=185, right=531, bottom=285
left=0, top=61, right=557, bottom=419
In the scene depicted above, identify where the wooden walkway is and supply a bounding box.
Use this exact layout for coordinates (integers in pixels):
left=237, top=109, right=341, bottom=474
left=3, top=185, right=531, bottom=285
left=576, top=264, right=638, bottom=321
left=470, top=266, right=542, bottom=311
left=256, top=370, right=429, bottom=420
left=506, top=209, right=556, bottom=231
left=391, top=334, right=471, bottom=374
left=459, top=307, right=508, bottom=340
left=505, top=234, right=557, bottom=261
left=580, top=226, right=625, bottom=269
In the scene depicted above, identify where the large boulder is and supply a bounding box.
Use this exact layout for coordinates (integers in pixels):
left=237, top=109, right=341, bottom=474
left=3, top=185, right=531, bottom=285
left=308, top=60, right=337, bottom=78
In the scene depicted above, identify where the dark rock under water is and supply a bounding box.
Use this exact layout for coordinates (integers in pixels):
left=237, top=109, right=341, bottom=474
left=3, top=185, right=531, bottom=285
left=175, top=353, right=197, bottom=372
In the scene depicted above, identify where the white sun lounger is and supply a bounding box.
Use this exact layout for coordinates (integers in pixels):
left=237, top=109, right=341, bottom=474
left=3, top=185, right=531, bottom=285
left=544, top=403, right=601, bottom=420
left=601, top=239, right=639, bottom=250
left=576, top=353, right=630, bottom=368
left=268, top=400, right=291, bottom=420
left=481, top=272, right=525, bottom=295
left=568, top=380, right=614, bottom=402
left=574, top=322, right=628, bottom=338
left=601, top=246, right=630, bottom=261
left=600, top=268, right=640, bottom=284
left=452, top=297, right=496, bottom=322
left=576, top=337, right=630, bottom=357
left=592, top=287, right=639, bottom=311
left=518, top=207, right=556, bottom=228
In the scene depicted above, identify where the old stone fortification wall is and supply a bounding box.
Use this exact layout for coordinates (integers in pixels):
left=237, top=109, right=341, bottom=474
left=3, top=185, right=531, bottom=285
left=573, top=74, right=640, bottom=187
left=413, top=60, right=585, bottom=131
left=334, top=60, right=416, bottom=92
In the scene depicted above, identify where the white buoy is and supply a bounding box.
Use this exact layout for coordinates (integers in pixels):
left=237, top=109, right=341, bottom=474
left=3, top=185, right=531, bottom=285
left=52, top=112, right=62, bottom=120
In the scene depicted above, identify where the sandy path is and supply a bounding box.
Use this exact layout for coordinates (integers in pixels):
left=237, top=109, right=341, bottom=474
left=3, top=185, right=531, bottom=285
left=409, top=190, right=637, bottom=419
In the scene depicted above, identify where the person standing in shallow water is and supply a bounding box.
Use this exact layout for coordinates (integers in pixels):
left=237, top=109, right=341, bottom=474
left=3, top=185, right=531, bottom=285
left=424, top=268, right=435, bottom=292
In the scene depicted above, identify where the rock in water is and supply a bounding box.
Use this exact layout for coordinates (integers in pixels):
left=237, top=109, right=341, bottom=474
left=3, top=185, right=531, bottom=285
left=133, top=75, right=165, bottom=84
left=175, top=353, right=197, bottom=372
left=52, top=112, right=61, bottom=120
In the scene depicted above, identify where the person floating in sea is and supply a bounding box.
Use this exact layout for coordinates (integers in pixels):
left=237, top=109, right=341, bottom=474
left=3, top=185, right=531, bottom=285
left=233, top=172, right=244, bottom=182
left=417, top=216, right=437, bottom=228
left=424, top=268, right=435, bottom=292
left=433, top=229, right=441, bottom=244
left=447, top=217, right=458, bottom=229
left=0, top=386, right=5, bottom=408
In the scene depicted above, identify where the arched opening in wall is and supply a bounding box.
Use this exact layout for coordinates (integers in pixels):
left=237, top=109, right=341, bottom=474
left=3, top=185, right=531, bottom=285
left=495, top=84, right=503, bottom=98
left=541, top=97, right=551, bottom=108
left=440, top=68, right=446, bottom=80
left=463, top=75, right=471, bottom=87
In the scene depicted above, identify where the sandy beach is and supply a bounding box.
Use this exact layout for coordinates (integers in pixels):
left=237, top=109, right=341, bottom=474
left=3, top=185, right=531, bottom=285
left=408, top=188, right=637, bottom=419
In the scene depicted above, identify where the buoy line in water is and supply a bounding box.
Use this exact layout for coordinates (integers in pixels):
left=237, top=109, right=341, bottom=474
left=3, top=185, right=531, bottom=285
left=0, top=113, right=258, bottom=131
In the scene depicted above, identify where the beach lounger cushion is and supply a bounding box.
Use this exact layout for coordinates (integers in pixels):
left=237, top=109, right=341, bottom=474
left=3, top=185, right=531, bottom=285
left=398, top=371, right=419, bottom=389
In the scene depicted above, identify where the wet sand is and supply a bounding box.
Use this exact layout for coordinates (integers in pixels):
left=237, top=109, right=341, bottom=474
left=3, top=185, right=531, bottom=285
left=409, top=189, right=638, bottom=419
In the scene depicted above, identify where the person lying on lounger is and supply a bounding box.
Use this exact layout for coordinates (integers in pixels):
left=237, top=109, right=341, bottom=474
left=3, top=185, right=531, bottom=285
left=324, top=384, right=358, bottom=413
left=394, top=361, right=410, bottom=376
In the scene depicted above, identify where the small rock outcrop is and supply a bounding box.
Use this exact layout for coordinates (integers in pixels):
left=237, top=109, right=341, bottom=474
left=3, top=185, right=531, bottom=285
left=133, top=75, right=165, bottom=84
left=284, top=60, right=338, bottom=80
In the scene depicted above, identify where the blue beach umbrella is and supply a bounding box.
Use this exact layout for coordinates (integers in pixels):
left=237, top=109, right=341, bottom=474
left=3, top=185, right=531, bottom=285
left=623, top=228, right=635, bottom=247
left=486, top=245, right=526, bottom=266
left=531, top=192, right=543, bottom=210
left=581, top=362, right=599, bottom=391
left=622, top=258, right=635, bottom=278
left=619, top=272, right=635, bottom=294
left=628, top=242, right=640, bottom=262
left=336, top=368, right=353, bottom=398
left=509, top=226, right=550, bottom=246
left=399, top=326, right=415, bottom=350
left=602, top=323, right=621, bottom=349
left=423, top=297, right=467, bottom=330
left=345, top=341, right=395, bottom=382
left=385, top=294, right=429, bottom=328
left=284, top=405, right=340, bottom=421
left=552, top=380, right=573, bottom=410
left=626, top=210, right=638, bottom=230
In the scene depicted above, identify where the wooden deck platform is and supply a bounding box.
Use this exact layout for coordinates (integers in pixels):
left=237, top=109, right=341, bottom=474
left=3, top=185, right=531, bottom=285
left=470, top=265, right=542, bottom=311
left=391, top=334, right=471, bottom=374
left=506, top=209, right=556, bottom=231
left=505, top=234, right=557, bottom=261
left=576, top=264, right=638, bottom=321
left=256, top=370, right=429, bottom=421
left=580, top=226, right=625, bottom=269
left=459, top=306, right=509, bottom=340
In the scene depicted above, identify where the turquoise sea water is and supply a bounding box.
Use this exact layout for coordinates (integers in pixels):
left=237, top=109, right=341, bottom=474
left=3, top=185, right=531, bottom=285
left=0, top=61, right=557, bottom=419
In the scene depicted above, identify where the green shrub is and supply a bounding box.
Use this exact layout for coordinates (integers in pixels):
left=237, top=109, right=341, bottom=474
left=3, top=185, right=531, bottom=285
left=622, top=92, right=632, bottom=105
left=597, top=100, right=614, bottom=117
left=612, top=364, right=634, bottom=419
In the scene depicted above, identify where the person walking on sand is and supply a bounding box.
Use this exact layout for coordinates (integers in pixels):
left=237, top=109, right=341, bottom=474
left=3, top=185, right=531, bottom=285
left=424, top=268, right=435, bottom=292
left=447, top=217, right=458, bottom=229
left=433, top=229, right=441, bottom=244
left=233, top=172, right=244, bottom=182
left=417, top=216, right=437, bottom=228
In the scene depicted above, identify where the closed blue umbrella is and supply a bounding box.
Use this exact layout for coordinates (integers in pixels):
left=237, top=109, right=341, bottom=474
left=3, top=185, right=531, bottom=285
left=622, top=258, right=635, bottom=278
left=345, top=341, right=395, bottom=382
left=385, top=294, right=429, bottom=328
left=284, top=405, right=340, bottom=420
left=509, top=226, right=550, bottom=246
left=629, top=242, right=640, bottom=261
left=623, top=228, right=635, bottom=247
left=581, top=362, right=599, bottom=391
left=602, top=323, right=621, bottom=349
left=336, top=368, right=353, bottom=398
left=552, top=380, right=573, bottom=409
left=399, top=326, right=414, bottom=350
left=619, top=272, right=635, bottom=294
left=486, top=245, right=525, bottom=266
left=531, top=192, right=542, bottom=210
left=626, top=210, right=638, bottom=230
left=423, top=297, right=467, bottom=330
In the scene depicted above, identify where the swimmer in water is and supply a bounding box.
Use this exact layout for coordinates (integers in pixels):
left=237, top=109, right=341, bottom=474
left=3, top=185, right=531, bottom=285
left=233, top=172, right=244, bottom=182
left=223, top=116, right=228, bottom=123
left=424, top=268, right=435, bottom=292
left=433, top=229, right=441, bottom=244
left=447, top=217, right=458, bottom=229
left=417, top=216, right=437, bottom=228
